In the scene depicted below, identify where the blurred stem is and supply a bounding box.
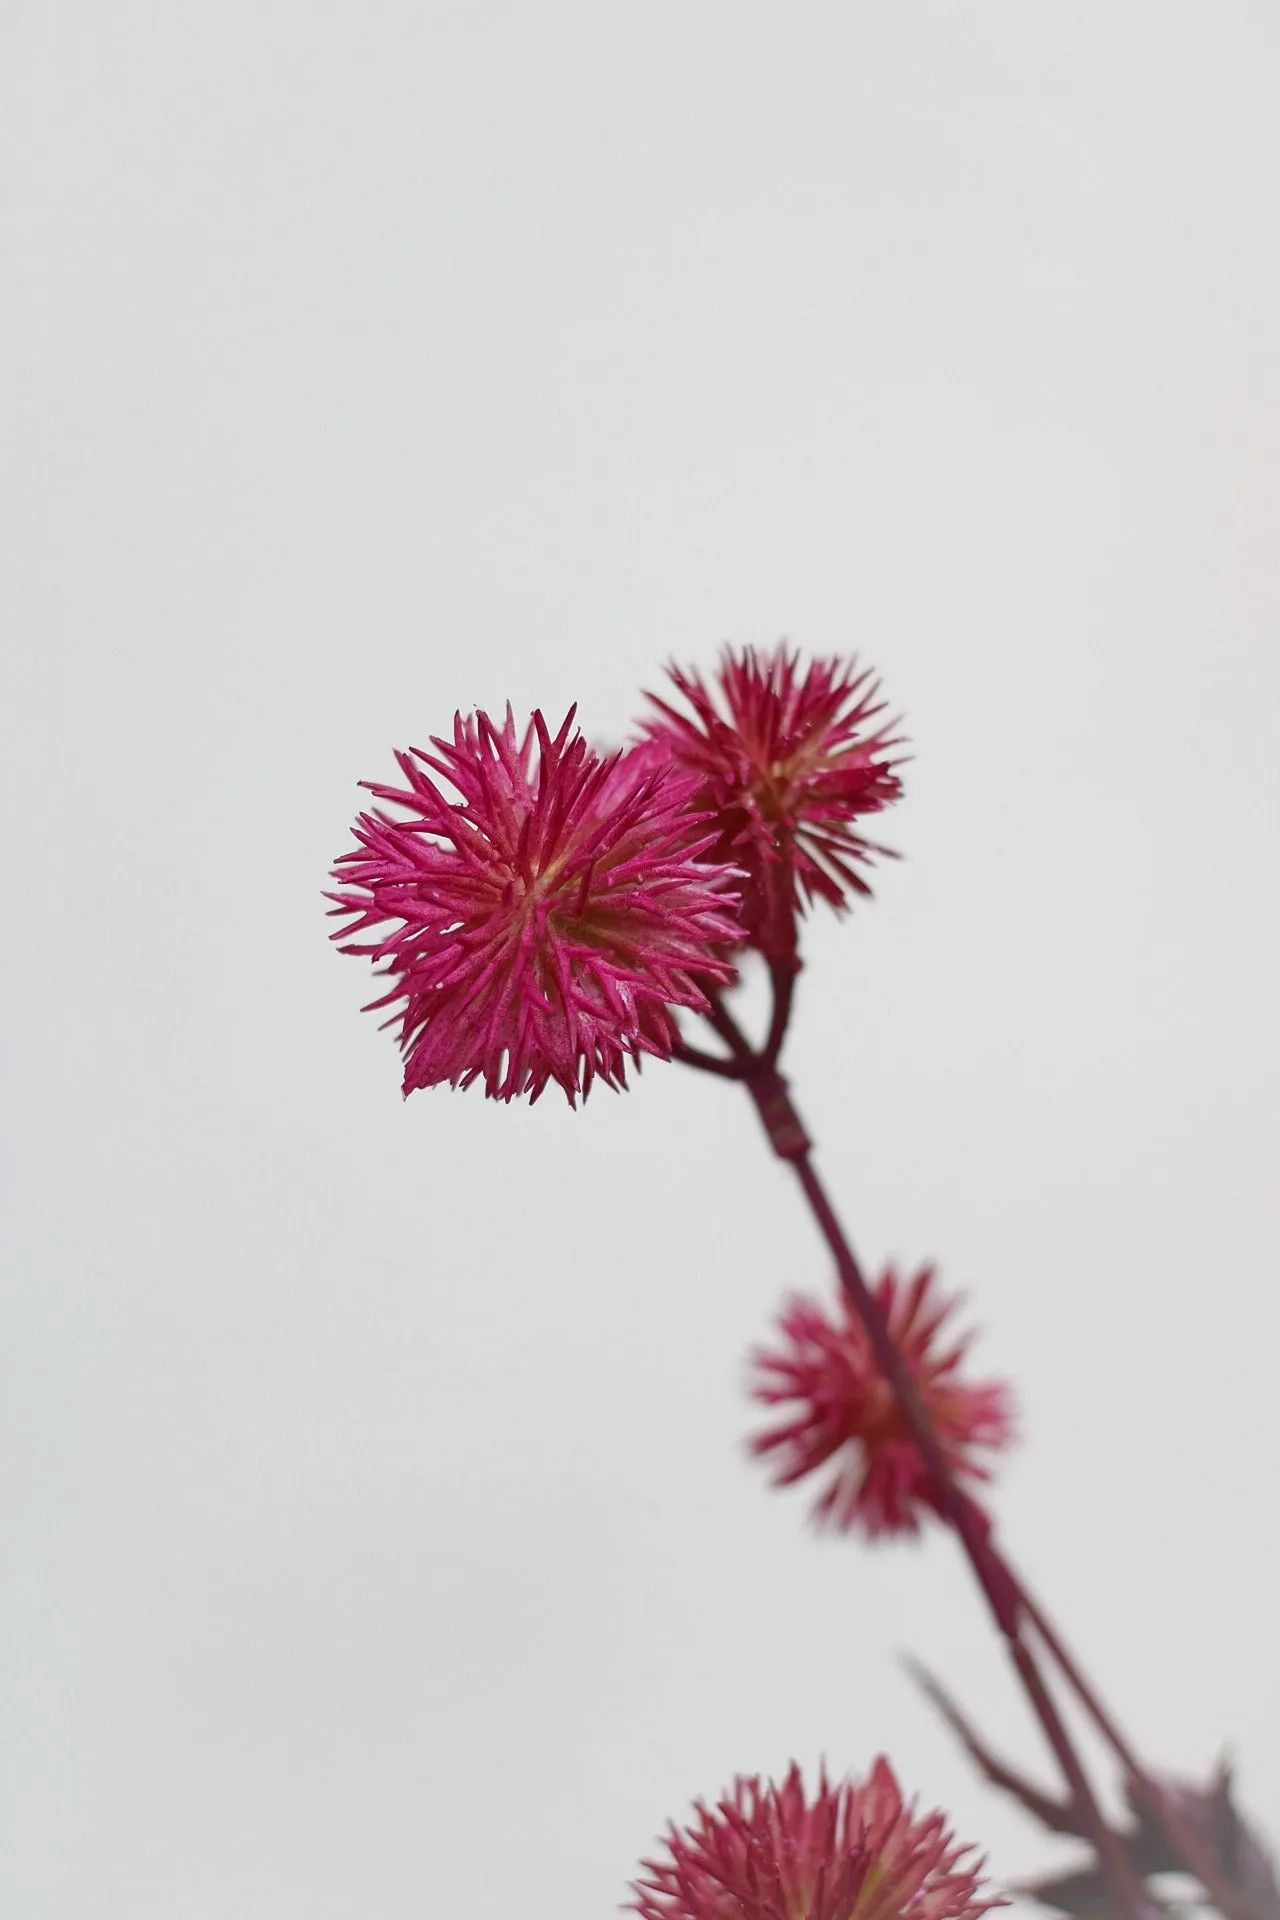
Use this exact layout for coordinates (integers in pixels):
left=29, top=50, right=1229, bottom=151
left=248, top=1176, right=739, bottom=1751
left=680, top=964, right=1257, bottom=1918
left=678, top=984, right=1155, bottom=1920
left=1016, top=1582, right=1259, bottom=1920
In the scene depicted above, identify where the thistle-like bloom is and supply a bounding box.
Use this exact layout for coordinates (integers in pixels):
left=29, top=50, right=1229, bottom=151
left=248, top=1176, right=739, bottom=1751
left=749, top=1267, right=1014, bottom=1538
left=631, top=1756, right=1001, bottom=1920
left=640, top=645, right=904, bottom=953
left=327, top=705, right=743, bottom=1104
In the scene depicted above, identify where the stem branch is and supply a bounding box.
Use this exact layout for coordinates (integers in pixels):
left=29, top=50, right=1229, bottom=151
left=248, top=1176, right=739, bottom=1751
left=786, top=1143, right=1152, bottom=1920
left=678, top=983, right=1154, bottom=1920
left=1017, top=1581, right=1258, bottom=1920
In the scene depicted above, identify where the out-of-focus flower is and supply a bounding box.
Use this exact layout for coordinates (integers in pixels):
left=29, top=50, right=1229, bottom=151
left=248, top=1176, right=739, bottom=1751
left=749, top=1267, right=1014, bottom=1538
left=631, top=1755, right=1001, bottom=1920
left=327, top=705, right=743, bottom=1105
left=640, top=644, right=904, bottom=954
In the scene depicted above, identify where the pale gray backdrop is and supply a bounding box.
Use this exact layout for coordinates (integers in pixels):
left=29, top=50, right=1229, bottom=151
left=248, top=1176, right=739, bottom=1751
left=3, top=3, right=1278, bottom=1915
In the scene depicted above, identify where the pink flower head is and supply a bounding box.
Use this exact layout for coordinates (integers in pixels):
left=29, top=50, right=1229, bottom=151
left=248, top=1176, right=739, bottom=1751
left=640, top=645, right=904, bottom=953
left=749, top=1267, right=1014, bottom=1538
left=631, top=1755, right=1001, bottom=1920
left=327, top=705, right=743, bottom=1105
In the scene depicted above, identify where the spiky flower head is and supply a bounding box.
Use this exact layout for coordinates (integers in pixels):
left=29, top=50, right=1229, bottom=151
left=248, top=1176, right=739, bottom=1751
left=631, top=1756, right=1001, bottom=1920
left=640, top=645, right=904, bottom=954
left=327, top=705, right=743, bottom=1105
left=749, top=1267, right=1014, bottom=1538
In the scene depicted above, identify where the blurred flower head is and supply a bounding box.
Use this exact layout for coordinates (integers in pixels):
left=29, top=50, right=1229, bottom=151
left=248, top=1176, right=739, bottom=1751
left=631, top=1755, right=1001, bottom=1920
left=327, top=705, right=742, bottom=1104
left=640, top=644, right=904, bottom=954
left=749, top=1267, right=1014, bottom=1538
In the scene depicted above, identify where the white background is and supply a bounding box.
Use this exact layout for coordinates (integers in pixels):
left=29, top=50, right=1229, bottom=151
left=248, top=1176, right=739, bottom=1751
left=3, top=3, right=1279, bottom=1915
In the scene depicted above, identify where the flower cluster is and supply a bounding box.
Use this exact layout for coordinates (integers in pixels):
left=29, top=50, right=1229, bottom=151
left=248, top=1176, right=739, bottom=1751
left=329, top=645, right=905, bottom=1103
left=327, top=706, right=741, bottom=1104
left=631, top=1757, right=1000, bottom=1920
left=749, top=1266, right=1014, bottom=1538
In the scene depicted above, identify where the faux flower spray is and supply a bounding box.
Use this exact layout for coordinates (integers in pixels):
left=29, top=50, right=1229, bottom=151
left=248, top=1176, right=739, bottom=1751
left=328, top=645, right=1275, bottom=1920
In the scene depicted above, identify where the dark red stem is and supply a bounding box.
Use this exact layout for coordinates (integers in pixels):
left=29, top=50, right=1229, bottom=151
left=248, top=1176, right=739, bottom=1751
left=1016, top=1580, right=1259, bottom=1920
left=671, top=1037, right=745, bottom=1079
left=785, top=1116, right=1152, bottom=1920
left=762, top=954, right=800, bottom=1066
left=682, top=991, right=1154, bottom=1920
left=677, top=933, right=1258, bottom=1917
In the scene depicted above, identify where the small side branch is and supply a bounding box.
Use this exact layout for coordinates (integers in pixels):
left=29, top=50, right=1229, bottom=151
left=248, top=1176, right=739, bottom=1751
left=703, top=997, right=756, bottom=1066
left=902, top=1657, right=1086, bottom=1841
left=671, top=1038, right=747, bottom=1079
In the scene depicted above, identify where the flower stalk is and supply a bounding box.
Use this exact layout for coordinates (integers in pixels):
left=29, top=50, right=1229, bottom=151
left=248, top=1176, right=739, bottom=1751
left=677, top=989, right=1156, bottom=1920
